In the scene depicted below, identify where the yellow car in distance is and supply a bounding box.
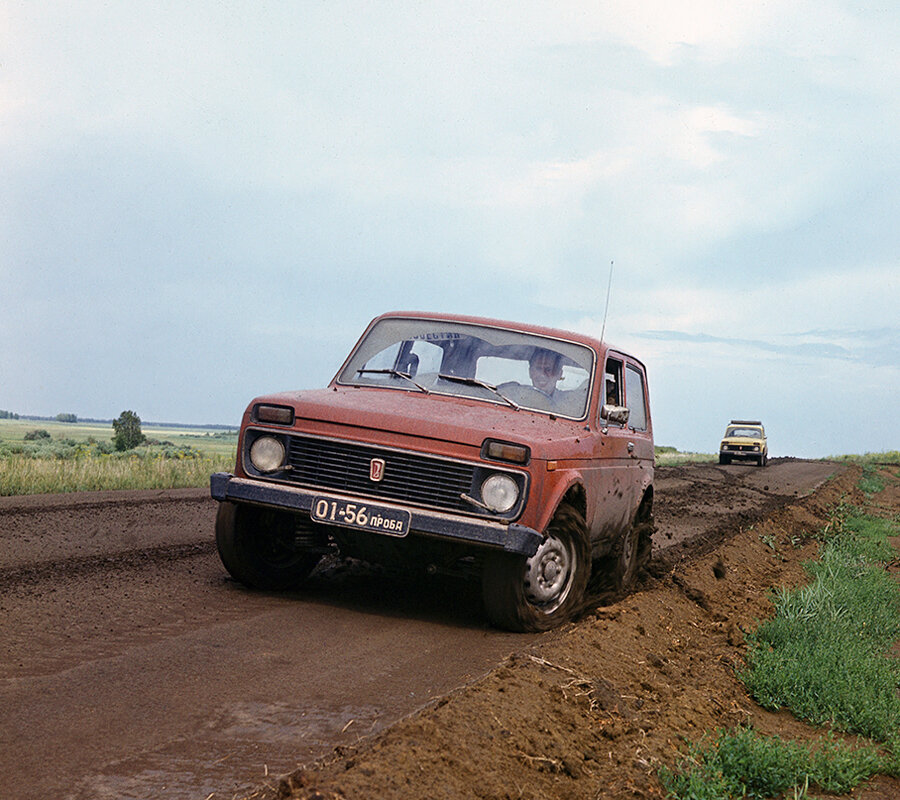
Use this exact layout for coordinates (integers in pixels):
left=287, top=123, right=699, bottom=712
left=719, top=420, right=767, bottom=467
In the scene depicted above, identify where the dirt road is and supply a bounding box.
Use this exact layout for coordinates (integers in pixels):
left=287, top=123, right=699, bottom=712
left=0, top=459, right=838, bottom=800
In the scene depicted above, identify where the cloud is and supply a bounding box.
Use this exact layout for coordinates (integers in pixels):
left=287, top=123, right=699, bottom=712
left=634, top=329, right=872, bottom=365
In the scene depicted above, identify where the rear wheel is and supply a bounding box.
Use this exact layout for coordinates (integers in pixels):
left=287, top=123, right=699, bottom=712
left=599, top=498, right=653, bottom=594
left=482, top=503, right=589, bottom=632
left=215, top=502, right=321, bottom=590
left=614, top=518, right=652, bottom=593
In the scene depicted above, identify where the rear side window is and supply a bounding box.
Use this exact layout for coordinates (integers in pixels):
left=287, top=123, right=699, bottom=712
left=625, top=365, right=648, bottom=431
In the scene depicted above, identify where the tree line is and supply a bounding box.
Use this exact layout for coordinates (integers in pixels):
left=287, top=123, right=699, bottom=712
left=1, top=410, right=77, bottom=422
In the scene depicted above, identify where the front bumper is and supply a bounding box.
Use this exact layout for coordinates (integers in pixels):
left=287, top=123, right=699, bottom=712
left=720, top=447, right=763, bottom=459
left=210, top=472, right=542, bottom=557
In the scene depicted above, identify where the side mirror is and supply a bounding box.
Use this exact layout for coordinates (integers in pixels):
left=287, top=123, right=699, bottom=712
left=601, top=404, right=630, bottom=425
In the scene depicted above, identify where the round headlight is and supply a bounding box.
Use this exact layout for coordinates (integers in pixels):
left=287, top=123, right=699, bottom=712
left=249, top=435, right=285, bottom=473
left=480, top=473, right=519, bottom=513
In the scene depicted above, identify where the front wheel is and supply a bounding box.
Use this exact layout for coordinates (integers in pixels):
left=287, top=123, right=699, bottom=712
left=482, top=503, right=589, bottom=632
left=215, top=502, right=321, bottom=590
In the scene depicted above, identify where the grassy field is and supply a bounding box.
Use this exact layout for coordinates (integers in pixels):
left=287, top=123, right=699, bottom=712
left=0, top=417, right=238, bottom=457
left=830, top=450, right=900, bottom=466
left=0, top=418, right=237, bottom=495
left=655, top=447, right=716, bottom=466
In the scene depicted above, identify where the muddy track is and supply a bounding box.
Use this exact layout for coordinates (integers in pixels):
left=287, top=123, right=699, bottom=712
left=0, top=540, right=216, bottom=590
left=0, top=459, right=842, bottom=800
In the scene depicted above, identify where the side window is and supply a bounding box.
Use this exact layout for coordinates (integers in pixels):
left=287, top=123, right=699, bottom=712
left=601, top=357, right=624, bottom=425
left=604, top=358, right=622, bottom=405
left=625, top=365, right=648, bottom=431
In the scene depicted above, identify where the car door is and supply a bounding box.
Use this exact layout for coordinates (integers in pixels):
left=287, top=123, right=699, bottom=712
left=585, top=352, right=640, bottom=554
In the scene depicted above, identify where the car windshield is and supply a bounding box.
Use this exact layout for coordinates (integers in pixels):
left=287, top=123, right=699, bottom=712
left=336, top=317, right=595, bottom=419
left=727, top=427, right=761, bottom=438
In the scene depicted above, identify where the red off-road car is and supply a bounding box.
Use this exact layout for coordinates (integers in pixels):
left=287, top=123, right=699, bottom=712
left=211, top=312, right=654, bottom=631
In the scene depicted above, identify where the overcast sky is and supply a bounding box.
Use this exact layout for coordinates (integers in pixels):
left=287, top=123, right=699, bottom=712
left=1, top=2, right=897, bottom=457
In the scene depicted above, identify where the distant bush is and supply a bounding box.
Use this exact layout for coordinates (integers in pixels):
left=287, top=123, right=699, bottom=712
left=24, top=429, right=51, bottom=441
left=112, top=410, right=146, bottom=451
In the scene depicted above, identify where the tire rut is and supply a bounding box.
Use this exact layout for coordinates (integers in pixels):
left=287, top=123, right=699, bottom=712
left=0, top=540, right=216, bottom=590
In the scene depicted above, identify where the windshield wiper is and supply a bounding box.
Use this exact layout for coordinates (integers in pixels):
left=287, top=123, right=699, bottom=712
left=437, top=373, right=520, bottom=410
left=355, top=368, right=430, bottom=394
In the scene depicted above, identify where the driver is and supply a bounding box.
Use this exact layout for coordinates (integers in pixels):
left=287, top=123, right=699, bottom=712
left=529, top=348, right=563, bottom=399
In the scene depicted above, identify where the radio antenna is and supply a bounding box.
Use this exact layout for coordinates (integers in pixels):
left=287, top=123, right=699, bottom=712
left=600, top=260, right=614, bottom=343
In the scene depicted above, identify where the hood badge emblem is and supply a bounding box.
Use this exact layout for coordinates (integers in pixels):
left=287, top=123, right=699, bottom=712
left=369, top=458, right=386, bottom=482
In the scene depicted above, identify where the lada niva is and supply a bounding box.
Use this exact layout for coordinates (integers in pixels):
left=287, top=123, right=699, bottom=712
left=719, top=420, right=767, bottom=467
left=211, top=312, right=654, bottom=631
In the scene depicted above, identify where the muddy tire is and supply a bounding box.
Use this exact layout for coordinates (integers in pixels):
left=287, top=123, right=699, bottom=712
left=481, top=503, right=589, bottom=632
left=719, top=454, right=730, bottom=465
left=613, top=520, right=653, bottom=593
left=599, top=500, right=653, bottom=594
left=215, top=502, right=321, bottom=590
left=615, top=524, right=637, bottom=590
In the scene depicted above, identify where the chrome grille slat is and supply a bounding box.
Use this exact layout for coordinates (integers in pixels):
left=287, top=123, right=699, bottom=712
left=285, top=436, right=476, bottom=514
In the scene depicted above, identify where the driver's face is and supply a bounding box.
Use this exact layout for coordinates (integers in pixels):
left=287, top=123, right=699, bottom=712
left=529, top=353, right=562, bottom=393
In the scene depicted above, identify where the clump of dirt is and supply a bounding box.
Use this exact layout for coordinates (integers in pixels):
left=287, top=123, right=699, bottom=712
left=264, top=465, right=898, bottom=800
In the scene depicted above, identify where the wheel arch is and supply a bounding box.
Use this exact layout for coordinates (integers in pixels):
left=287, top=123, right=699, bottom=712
left=538, top=477, right=587, bottom=534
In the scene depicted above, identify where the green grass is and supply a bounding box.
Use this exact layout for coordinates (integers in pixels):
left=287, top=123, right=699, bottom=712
left=660, top=501, right=900, bottom=799
left=659, top=727, right=885, bottom=800
left=742, top=510, right=900, bottom=743
left=858, top=464, right=887, bottom=495
left=0, top=451, right=236, bottom=495
left=0, top=417, right=237, bottom=495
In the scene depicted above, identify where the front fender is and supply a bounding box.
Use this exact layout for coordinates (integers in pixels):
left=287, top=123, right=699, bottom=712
left=531, top=469, right=586, bottom=536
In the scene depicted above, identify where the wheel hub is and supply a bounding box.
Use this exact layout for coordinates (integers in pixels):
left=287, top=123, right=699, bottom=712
left=524, top=534, right=573, bottom=606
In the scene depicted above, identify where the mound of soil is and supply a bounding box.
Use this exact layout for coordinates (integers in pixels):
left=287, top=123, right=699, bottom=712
left=265, top=464, right=899, bottom=800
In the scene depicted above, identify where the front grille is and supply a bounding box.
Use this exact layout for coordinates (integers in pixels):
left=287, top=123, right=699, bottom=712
left=284, top=435, right=477, bottom=515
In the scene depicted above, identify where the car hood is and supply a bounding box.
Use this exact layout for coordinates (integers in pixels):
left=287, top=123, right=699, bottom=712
left=251, top=387, right=589, bottom=459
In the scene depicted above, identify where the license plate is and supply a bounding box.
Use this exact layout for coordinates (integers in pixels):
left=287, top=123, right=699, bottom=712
left=310, top=496, right=410, bottom=537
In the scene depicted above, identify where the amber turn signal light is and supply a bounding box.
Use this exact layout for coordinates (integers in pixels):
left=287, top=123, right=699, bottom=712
left=255, top=404, right=294, bottom=425
left=482, top=439, right=530, bottom=464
